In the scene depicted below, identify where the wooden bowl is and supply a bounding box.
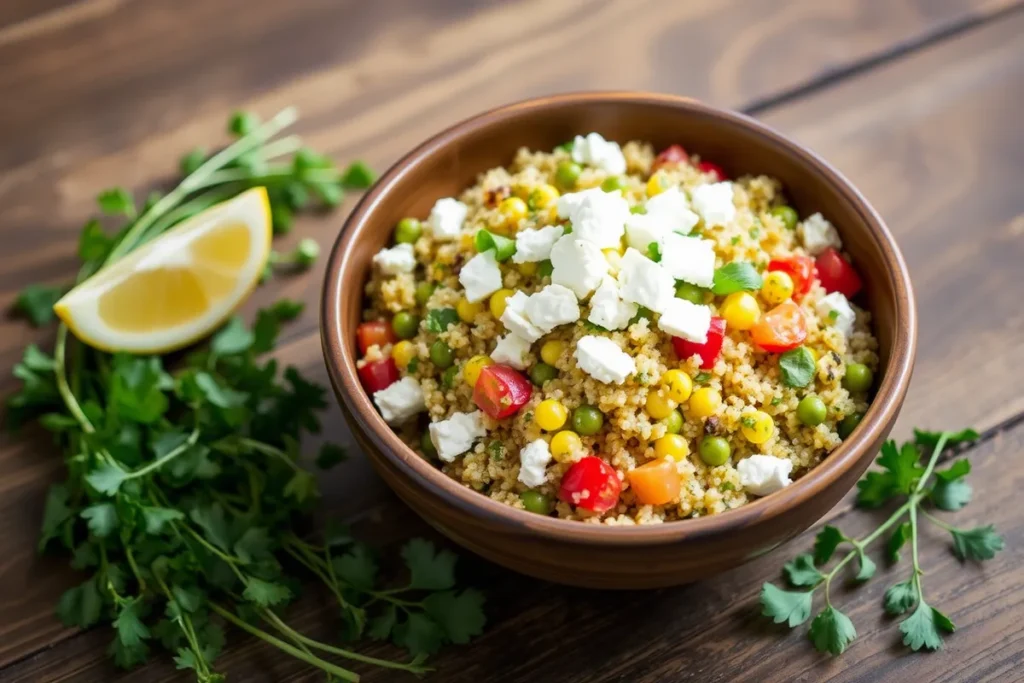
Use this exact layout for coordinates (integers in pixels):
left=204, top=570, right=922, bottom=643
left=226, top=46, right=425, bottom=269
left=320, top=92, right=916, bottom=589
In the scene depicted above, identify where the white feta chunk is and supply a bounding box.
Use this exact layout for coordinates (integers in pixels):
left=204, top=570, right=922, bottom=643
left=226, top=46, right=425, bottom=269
left=490, top=333, right=531, bottom=370
left=517, top=439, right=552, bottom=488
left=658, top=298, right=712, bottom=342
left=525, top=284, right=580, bottom=332
left=659, top=233, right=716, bottom=287
left=737, top=454, right=793, bottom=496
left=555, top=188, right=629, bottom=249
left=588, top=277, right=638, bottom=331
left=458, top=250, right=502, bottom=303
left=429, top=411, right=486, bottom=463
left=427, top=197, right=468, bottom=240
left=574, top=335, right=636, bottom=385
left=372, top=377, right=425, bottom=425
left=816, top=292, right=856, bottom=337
left=500, top=291, right=544, bottom=342
left=624, top=212, right=668, bottom=253
left=617, top=248, right=675, bottom=313
left=691, top=182, right=736, bottom=227
left=549, top=235, right=609, bottom=299
left=644, top=187, right=700, bottom=235
left=798, top=212, right=843, bottom=255
left=571, top=132, right=627, bottom=175
left=371, top=243, right=417, bottom=276
left=511, top=225, right=564, bottom=264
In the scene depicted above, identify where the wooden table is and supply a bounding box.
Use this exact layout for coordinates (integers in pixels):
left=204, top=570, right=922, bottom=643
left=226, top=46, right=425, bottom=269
left=1, top=1, right=1022, bottom=681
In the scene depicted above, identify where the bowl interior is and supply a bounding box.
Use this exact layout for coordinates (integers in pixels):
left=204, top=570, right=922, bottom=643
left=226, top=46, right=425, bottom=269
left=322, top=93, right=914, bottom=543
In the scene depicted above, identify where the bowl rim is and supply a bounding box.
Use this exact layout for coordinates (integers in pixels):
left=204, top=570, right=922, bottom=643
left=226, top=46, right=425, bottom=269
left=320, top=91, right=917, bottom=547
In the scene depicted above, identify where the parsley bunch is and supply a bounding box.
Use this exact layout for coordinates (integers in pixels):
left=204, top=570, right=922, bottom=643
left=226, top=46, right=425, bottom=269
left=8, top=110, right=485, bottom=681
left=761, top=428, right=1004, bottom=655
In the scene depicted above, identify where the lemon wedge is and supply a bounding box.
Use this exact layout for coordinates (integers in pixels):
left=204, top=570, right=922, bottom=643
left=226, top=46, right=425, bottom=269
left=55, top=187, right=272, bottom=354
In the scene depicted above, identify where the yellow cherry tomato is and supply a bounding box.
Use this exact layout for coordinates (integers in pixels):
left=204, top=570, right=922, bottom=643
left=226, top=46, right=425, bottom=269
left=741, top=409, right=775, bottom=444
left=498, top=196, right=528, bottom=229
left=661, top=369, right=693, bottom=403
left=646, top=172, right=670, bottom=197
left=463, top=355, right=493, bottom=387
left=535, top=399, right=568, bottom=431
left=391, top=340, right=417, bottom=369
left=761, top=271, right=795, bottom=305
left=720, top=291, right=761, bottom=331
left=550, top=430, right=582, bottom=463
left=689, top=387, right=722, bottom=419
left=456, top=297, right=483, bottom=323
left=528, top=184, right=560, bottom=210
left=489, top=289, right=515, bottom=319
left=540, top=340, right=567, bottom=366
left=654, top=434, right=689, bottom=461
left=645, top=390, right=677, bottom=420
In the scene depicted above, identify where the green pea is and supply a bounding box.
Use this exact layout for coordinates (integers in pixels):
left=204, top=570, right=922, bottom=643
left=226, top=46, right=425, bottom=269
left=663, top=409, right=683, bottom=434
left=601, top=176, right=627, bottom=192
left=675, top=282, right=705, bottom=304
left=395, top=217, right=422, bottom=244
left=420, top=431, right=437, bottom=458
left=838, top=412, right=864, bottom=439
left=529, top=362, right=558, bottom=386
left=538, top=260, right=554, bottom=278
left=771, top=205, right=799, bottom=230
left=797, top=395, right=827, bottom=427
left=519, top=490, right=553, bottom=515
left=842, top=363, right=874, bottom=393
left=441, top=365, right=458, bottom=389
left=555, top=160, right=582, bottom=189
left=630, top=204, right=647, bottom=215
left=699, top=436, right=731, bottom=466
left=430, top=340, right=454, bottom=369
left=391, top=312, right=418, bottom=340
left=414, top=282, right=436, bottom=306
left=572, top=405, right=604, bottom=436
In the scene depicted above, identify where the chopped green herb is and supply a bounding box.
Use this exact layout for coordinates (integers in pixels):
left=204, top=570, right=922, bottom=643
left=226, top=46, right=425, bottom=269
left=828, top=310, right=839, bottom=321
left=779, top=347, right=816, bottom=388
left=741, top=416, right=757, bottom=429
left=474, top=229, right=517, bottom=262
left=730, top=236, right=741, bottom=245
left=425, top=308, right=460, bottom=334
left=693, top=372, right=712, bottom=383
left=406, top=356, right=420, bottom=373
left=749, top=227, right=760, bottom=239
left=771, top=397, right=783, bottom=406
left=648, top=242, right=662, bottom=262
left=711, top=262, right=763, bottom=295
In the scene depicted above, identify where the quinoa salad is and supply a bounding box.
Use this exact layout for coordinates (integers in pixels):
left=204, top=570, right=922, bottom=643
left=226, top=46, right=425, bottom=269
left=355, top=133, right=878, bottom=525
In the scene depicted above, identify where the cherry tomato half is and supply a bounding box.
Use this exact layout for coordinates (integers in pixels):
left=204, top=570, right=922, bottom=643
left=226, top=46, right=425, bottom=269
left=559, top=456, right=621, bottom=513
left=357, top=321, right=396, bottom=355
left=358, top=357, right=399, bottom=393
left=473, top=364, right=532, bottom=419
left=627, top=459, right=680, bottom=506
left=672, top=317, right=726, bottom=369
left=652, top=144, right=689, bottom=172
left=751, top=300, right=808, bottom=353
left=815, top=248, right=863, bottom=298
left=696, top=160, right=727, bottom=181
left=767, top=255, right=816, bottom=300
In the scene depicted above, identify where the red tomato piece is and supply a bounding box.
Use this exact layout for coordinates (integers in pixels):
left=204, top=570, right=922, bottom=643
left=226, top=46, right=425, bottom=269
left=559, top=456, right=621, bottom=513
left=357, top=321, right=396, bottom=355
left=815, top=248, right=863, bottom=298
left=672, top=317, right=726, bottom=369
left=696, top=160, right=727, bottom=181
left=358, top=357, right=398, bottom=393
left=473, top=364, right=532, bottom=419
left=767, top=255, right=816, bottom=300
left=652, top=144, right=689, bottom=172
left=751, top=300, right=808, bottom=353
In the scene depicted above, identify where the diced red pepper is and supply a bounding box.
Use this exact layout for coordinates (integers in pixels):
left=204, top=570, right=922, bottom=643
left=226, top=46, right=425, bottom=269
left=672, top=316, right=725, bottom=369
left=559, top=456, right=621, bottom=513
left=358, top=357, right=399, bottom=393
left=357, top=321, right=396, bottom=355
left=696, top=160, right=727, bottom=181
left=473, top=364, right=532, bottom=419
left=751, top=300, right=808, bottom=353
left=652, top=144, right=689, bottom=172
left=815, top=248, right=863, bottom=298
left=767, top=255, right=816, bottom=300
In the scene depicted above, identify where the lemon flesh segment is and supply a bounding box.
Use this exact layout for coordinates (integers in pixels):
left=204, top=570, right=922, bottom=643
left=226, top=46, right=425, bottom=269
left=55, top=188, right=272, bottom=354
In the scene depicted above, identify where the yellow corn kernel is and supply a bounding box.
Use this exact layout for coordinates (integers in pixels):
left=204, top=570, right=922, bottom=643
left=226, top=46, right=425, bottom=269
left=646, top=172, right=670, bottom=197
left=654, top=434, right=689, bottom=461
left=720, top=292, right=761, bottom=331
left=550, top=430, right=582, bottom=463
left=740, top=409, right=775, bottom=444
left=645, top=390, right=677, bottom=420
left=463, top=355, right=493, bottom=387
left=512, top=183, right=532, bottom=200
left=689, top=387, right=722, bottom=419
left=761, top=271, right=795, bottom=305
left=456, top=297, right=483, bottom=323
left=661, top=369, right=693, bottom=403
left=516, top=261, right=539, bottom=277
left=498, top=196, right=528, bottom=229
left=540, top=340, right=567, bottom=366
left=489, top=288, right=515, bottom=319
left=391, top=341, right=417, bottom=369
left=535, top=399, right=568, bottom=431
left=528, top=183, right=560, bottom=210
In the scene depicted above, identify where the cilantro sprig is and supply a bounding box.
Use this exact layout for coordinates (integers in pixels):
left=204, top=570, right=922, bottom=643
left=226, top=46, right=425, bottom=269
left=761, top=428, right=1003, bottom=655
left=8, top=110, right=484, bottom=681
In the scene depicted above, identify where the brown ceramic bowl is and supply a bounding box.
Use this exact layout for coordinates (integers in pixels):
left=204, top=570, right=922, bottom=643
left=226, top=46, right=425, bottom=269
left=321, top=92, right=916, bottom=589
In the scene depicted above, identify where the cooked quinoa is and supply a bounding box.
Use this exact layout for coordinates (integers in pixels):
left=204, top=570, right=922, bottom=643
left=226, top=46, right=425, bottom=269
left=358, top=134, right=878, bottom=525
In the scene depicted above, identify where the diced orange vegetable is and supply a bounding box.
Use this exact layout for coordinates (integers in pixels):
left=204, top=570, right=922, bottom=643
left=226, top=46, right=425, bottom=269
left=627, top=459, right=680, bottom=506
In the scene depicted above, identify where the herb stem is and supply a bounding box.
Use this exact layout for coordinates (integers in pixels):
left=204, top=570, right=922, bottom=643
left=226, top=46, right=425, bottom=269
left=237, top=438, right=303, bottom=472
left=920, top=509, right=956, bottom=531
left=53, top=326, right=96, bottom=434
left=915, top=433, right=951, bottom=495
left=910, top=504, right=925, bottom=601
left=126, top=429, right=201, bottom=480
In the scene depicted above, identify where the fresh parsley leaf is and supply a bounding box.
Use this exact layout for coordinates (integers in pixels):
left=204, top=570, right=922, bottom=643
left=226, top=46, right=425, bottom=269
left=711, top=261, right=762, bottom=295
left=242, top=577, right=292, bottom=607
left=114, top=597, right=152, bottom=648
left=341, top=160, right=376, bottom=189
left=899, top=602, right=954, bottom=651
left=425, top=308, right=460, bottom=334
left=233, top=527, right=272, bottom=564
left=393, top=612, right=445, bottom=656
left=86, top=461, right=129, bottom=496
left=253, top=299, right=305, bottom=353
left=78, top=219, right=113, bottom=263
left=13, top=284, right=63, bottom=326
left=141, top=506, right=183, bottom=534
left=914, top=428, right=979, bottom=449
left=194, top=372, right=249, bottom=409
left=809, top=606, right=857, bottom=655
left=368, top=605, right=397, bottom=641
left=180, top=147, right=206, bottom=175
left=931, top=478, right=971, bottom=511
left=189, top=504, right=233, bottom=552
left=950, top=525, right=1004, bottom=561
left=57, top=577, right=103, bottom=628
left=934, top=458, right=971, bottom=482
left=854, top=550, right=876, bottom=581
left=402, top=538, right=456, bottom=591
left=783, top=554, right=823, bottom=588
left=211, top=316, right=254, bottom=356
left=81, top=503, right=118, bottom=537
left=333, top=545, right=378, bottom=591
left=110, top=355, right=170, bottom=424
left=760, top=583, right=813, bottom=627
left=316, top=443, right=348, bottom=470
left=779, top=347, right=815, bottom=388
left=813, top=525, right=846, bottom=565
left=171, top=585, right=203, bottom=613
left=423, top=589, right=486, bottom=644
left=887, top=522, right=912, bottom=562
left=884, top=580, right=917, bottom=615
left=283, top=470, right=318, bottom=503
left=110, top=636, right=149, bottom=670
left=97, top=187, right=136, bottom=217
left=38, top=483, right=74, bottom=551
left=856, top=470, right=898, bottom=508
left=877, top=440, right=924, bottom=495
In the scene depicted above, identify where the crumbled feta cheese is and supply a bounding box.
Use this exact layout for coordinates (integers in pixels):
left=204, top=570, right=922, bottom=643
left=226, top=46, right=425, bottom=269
left=691, top=182, right=736, bottom=226
left=617, top=248, right=675, bottom=313
left=588, top=277, right=638, bottom=331
left=571, top=132, right=627, bottom=175
left=574, top=335, right=636, bottom=385
left=624, top=212, right=668, bottom=253
left=798, top=212, right=842, bottom=255
left=371, top=243, right=416, bottom=276
left=816, top=292, right=856, bottom=337
left=511, top=225, right=564, bottom=264
left=658, top=298, right=712, bottom=342
left=372, top=377, right=425, bottom=425
left=658, top=233, right=716, bottom=287
left=549, top=235, right=609, bottom=298
left=490, top=333, right=531, bottom=370
left=525, top=284, right=580, bottom=332
left=555, top=188, right=629, bottom=249
left=737, top=454, right=793, bottom=496
left=459, top=250, right=502, bottom=303
left=500, top=291, right=543, bottom=342
left=429, top=411, right=486, bottom=463
left=644, top=187, right=700, bottom=235
left=427, top=197, right=468, bottom=240
left=517, top=439, right=552, bottom=487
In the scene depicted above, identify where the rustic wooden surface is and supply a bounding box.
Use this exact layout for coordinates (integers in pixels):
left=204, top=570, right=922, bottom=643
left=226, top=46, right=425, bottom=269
left=1, top=0, right=1022, bottom=681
